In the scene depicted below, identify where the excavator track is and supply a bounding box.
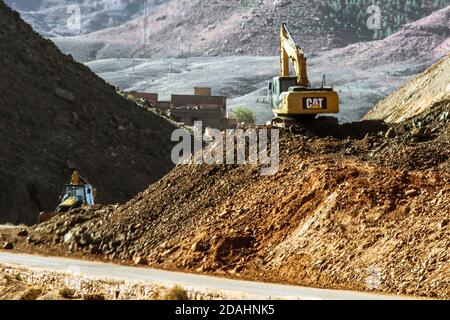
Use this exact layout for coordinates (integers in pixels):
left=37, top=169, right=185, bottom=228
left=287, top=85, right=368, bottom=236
left=271, top=115, right=338, bottom=128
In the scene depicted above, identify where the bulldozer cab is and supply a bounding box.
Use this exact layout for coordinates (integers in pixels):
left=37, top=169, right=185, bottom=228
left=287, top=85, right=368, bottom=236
left=61, top=184, right=95, bottom=206
left=38, top=173, right=95, bottom=223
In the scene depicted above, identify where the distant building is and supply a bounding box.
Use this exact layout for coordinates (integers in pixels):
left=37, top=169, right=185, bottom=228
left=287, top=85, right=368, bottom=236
left=130, top=88, right=236, bottom=130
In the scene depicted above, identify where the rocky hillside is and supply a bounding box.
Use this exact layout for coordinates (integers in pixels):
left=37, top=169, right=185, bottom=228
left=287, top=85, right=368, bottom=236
left=51, top=0, right=326, bottom=62
left=52, top=1, right=450, bottom=62
left=315, top=0, right=450, bottom=42
left=314, top=6, right=450, bottom=67
left=0, top=1, right=178, bottom=225
left=4, top=0, right=170, bottom=37
left=365, top=54, right=450, bottom=123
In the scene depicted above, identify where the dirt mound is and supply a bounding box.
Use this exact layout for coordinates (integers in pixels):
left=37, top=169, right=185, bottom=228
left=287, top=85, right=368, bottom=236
left=365, top=54, right=450, bottom=123
left=11, top=106, right=448, bottom=298
left=0, top=1, right=178, bottom=225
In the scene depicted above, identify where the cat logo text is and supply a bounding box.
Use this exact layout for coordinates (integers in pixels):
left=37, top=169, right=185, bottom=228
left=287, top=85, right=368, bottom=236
left=303, top=97, right=327, bottom=110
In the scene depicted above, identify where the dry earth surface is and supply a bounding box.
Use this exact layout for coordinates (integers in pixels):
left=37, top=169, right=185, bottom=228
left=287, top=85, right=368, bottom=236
left=366, top=54, right=450, bottom=122
left=3, top=93, right=449, bottom=299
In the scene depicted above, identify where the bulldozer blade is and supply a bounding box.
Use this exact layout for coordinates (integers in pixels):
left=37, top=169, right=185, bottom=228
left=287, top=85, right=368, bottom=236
left=38, top=211, right=57, bottom=224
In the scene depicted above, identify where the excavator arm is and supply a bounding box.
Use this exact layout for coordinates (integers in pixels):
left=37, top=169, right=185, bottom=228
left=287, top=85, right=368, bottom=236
left=279, top=23, right=309, bottom=87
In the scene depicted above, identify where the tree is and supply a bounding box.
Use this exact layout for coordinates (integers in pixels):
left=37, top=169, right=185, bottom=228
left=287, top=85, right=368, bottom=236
left=316, top=0, right=450, bottom=43
left=232, top=106, right=256, bottom=124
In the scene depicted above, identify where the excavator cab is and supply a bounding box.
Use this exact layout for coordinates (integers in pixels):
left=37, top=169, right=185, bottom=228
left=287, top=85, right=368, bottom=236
left=269, top=76, right=298, bottom=109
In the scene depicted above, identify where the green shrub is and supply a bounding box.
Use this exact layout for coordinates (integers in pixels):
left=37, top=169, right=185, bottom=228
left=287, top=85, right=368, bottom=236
left=232, top=106, right=256, bottom=124
left=163, top=285, right=189, bottom=300
left=316, top=0, right=450, bottom=42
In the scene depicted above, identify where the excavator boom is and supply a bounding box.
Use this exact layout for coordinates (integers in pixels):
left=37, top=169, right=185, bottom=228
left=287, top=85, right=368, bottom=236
left=280, top=23, right=309, bottom=87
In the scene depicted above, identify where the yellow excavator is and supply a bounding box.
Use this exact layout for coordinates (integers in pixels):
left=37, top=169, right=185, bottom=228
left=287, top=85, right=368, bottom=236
left=38, top=171, right=95, bottom=223
left=269, top=23, right=339, bottom=125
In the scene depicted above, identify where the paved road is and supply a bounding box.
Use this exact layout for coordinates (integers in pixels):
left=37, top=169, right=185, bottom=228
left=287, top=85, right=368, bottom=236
left=0, top=225, right=20, bottom=229
left=0, top=252, right=408, bottom=300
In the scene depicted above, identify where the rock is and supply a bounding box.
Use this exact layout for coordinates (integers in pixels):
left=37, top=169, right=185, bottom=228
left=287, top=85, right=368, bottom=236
left=64, top=231, right=74, bottom=244
left=117, top=125, right=126, bottom=131
left=79, top=232, right=93, bottom=247
left=191, top=241, right=204, bottom=252
left=196, top=265, right=205, bottom=272
left=54, top=87, right=75, bottom=102
left=218, top=209, right=231, bottom=218
left=410, top=127, right=424, bottom=138
left=405, top=189, right=418, bottom=197
left=20, top=288, right=43, bottom=300
left=385, top=127, right=396, bottom=138
left=133, top=256, right=147, bottom=265
left=233, top=265, right=244, bottom=273
left=17, top=229, right=28, bottom=237
left=3, top=242, right=14, bottom=250
left=440, top=111, right=449, bottom=121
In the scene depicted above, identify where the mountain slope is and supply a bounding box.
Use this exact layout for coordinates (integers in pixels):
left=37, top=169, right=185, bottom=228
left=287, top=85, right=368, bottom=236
left=50, top=0, right=347, bottom=62
left=311, top=5, right=450, bottom=69
left=0, top=1, right=178, bottom=225
left=50, top=1, right=450, bottom=62
left=5, top=6, right=449, bottom=295
left=364, top=54, right=450, bottom=123
left=4, top=0, right=170, bottom=37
